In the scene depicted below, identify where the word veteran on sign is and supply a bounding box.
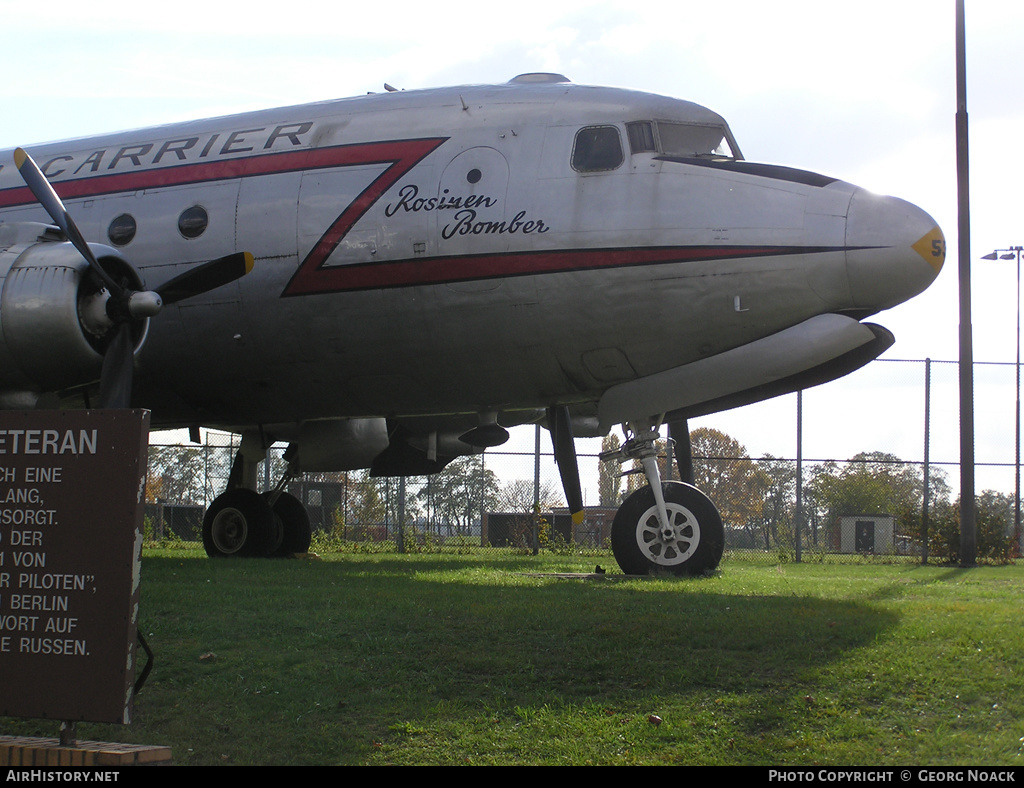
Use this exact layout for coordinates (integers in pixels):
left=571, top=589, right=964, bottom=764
left=0, top=429, right=98, bottom=456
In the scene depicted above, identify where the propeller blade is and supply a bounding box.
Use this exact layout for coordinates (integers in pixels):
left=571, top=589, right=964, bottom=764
left=667, top=418, right=694, bottom=485
left=157, top=252, right=255, bottom=305
left=14, top=147, right=124, bottom=297
left=98, top=323, right=135, bottom=409
left=549, top=406, right=585, bottom=525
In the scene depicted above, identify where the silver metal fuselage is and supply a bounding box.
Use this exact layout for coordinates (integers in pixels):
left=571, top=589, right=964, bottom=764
left=0, top=80, right=943, bottom=444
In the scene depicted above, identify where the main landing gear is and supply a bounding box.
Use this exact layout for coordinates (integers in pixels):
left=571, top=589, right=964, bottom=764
left=599, top=419, right=724, bottom=576
left=202, top=445, right=311, bottom=558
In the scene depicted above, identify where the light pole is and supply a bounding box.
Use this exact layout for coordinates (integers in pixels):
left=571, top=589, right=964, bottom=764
left=982, top=246, right=1022, bottom=555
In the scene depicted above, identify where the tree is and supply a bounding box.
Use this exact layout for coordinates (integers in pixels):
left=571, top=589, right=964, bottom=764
left=689, top=427, right=768, bottom=530
left=497, top=478, right=563, bottom=514
left=147, top=445, right=208, bottom=505
left=332, top=470, right=387, bottom=539
left=930, top=491, right=1015, bottom=563
left=413, top=454, right=500, bottom=536
left=751, top=454, right=796, bottom=550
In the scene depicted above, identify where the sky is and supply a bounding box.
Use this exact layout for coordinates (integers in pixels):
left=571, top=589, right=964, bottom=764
left=2, top=0, right=1022, bottom=499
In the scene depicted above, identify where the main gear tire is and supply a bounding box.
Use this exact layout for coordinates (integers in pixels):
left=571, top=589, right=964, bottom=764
left=264, top=491, right=312, bottom=556
left=203, top=489, right=277, bottom=558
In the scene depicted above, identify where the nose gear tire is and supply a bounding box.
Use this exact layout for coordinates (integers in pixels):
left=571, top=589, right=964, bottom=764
left=611, top=481, right=724, bottom=576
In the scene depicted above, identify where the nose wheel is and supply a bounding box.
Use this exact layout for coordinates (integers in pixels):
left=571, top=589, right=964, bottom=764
left=611, top=481, right=724, bottom=576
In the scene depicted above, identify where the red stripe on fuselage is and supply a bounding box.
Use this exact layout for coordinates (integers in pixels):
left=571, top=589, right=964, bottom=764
left=283, top=245, right=846, bottom=294
left=0, top=139, right=447, bottom=208
left=2, top=137, right=449, bottom=297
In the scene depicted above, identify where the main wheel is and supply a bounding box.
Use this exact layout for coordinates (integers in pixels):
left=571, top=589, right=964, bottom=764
left=264, top=491, right=312, bottom=556
left=203, top=489, right=277, bottom=558
left=611, top=481, right=724, bottom=576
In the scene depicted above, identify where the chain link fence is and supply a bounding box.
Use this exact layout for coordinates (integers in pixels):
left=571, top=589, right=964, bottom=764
left=144, top=358, right=1021, bottom=565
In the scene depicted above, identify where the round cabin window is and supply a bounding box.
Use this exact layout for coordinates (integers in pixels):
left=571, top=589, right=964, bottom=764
left=178, top=205, right=209, bottom=239
left=107, top=213, right=137, bottom=246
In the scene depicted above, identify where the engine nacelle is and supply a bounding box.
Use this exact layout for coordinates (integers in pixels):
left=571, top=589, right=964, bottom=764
left=0, top=234, right=147, bottom=396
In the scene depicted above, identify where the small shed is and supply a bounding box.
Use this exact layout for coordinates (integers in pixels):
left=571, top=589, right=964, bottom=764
left=838, top=515, right=896, bottom=554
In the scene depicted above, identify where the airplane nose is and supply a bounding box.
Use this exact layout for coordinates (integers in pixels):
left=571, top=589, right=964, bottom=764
left=845, top=188, right=945, bottom=312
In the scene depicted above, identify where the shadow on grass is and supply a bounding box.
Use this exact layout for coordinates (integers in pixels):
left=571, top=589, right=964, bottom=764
left=861, top=566, right=979, bottom=602
left=1, top=554, right=901, bottom=764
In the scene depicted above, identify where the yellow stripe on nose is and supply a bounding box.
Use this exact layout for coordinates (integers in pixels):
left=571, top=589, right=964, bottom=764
left=912, top=227, right=946, bottom=274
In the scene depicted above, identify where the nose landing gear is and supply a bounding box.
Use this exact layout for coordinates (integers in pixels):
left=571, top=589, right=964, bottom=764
left=601, top=420, right=724, bottom=576
left=610, top=479, right=723, bottom=575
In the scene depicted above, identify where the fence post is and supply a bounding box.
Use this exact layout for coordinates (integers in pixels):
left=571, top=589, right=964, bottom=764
left=533, top=424, right=541, bottom=556
left=203, top=433, right=211, bottom=508
left=922, top=358, right=931, bottom=565
left=397, top=476, right=406, bottom=553
left=795, top=390, right=803, bottom=563
left=480, top=454, right=487, bottom=547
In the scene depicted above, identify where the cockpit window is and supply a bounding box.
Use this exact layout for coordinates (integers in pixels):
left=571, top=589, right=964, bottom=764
left=626, top=121, right=656, bottom=153
left=655, top=121, right=736, bottom=159
left=571, top=125, right=624, bottom=172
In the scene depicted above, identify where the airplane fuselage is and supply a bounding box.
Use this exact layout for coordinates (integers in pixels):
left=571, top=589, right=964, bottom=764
left=0, top=76, right=942, bottom=440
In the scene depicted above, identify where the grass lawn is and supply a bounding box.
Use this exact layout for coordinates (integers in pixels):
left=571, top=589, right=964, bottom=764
left=2, top=549, right=1022, bottom=765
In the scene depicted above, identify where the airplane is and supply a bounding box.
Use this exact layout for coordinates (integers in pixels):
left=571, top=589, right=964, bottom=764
left=0, top=72, right=944, bottom=575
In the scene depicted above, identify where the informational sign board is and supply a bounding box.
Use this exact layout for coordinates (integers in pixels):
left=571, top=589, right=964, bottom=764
left=0, top=409, right=149, bottom=724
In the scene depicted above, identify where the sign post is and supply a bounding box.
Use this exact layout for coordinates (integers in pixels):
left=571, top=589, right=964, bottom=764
left=0, top=409, right=149, bottom=725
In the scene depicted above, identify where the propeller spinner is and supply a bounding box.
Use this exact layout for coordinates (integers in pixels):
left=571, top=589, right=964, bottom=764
left=14, top=147, right=254, bottom=408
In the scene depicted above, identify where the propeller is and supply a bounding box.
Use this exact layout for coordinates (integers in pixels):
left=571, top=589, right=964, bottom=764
left=14, top=147, right=254, bottom=408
